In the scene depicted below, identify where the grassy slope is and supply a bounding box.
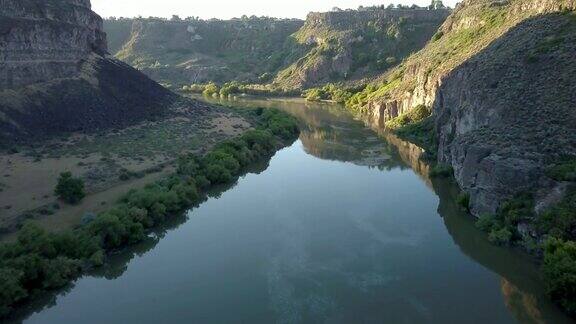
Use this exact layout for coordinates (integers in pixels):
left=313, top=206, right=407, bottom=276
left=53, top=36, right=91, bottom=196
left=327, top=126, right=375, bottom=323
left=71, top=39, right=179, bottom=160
left=349, top=0, right=576, bottom=112
left=273, top=9, right=449, bottom=89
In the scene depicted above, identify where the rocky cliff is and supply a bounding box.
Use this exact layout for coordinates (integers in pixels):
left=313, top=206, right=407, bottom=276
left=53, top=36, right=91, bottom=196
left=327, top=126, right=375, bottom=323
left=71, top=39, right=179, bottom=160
left=356, top=0, right=576, bottom=215
left=106, top=17, right=304, bottom=86
left=104, top=8, right=449, bottom=90
left=434, top=11, right=576, bottom=215
left=0, top=0, right=107, bottom=88
left=0, top=0, right=178, bottom=142
left=273, top=8, right=450, bottom=89
left=358, top=0, right=575, bottom=128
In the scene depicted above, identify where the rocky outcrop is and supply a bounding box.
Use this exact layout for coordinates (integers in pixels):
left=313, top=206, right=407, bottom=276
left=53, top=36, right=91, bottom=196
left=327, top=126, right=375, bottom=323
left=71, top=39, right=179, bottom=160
left=0, top=0, right=107, bottom=88
left=360, top=0, right=576, bottom=215
left=105, top=8, right=449, bottom=90
left=361, top=0, right=576, bottom=130
left=434, top=13, right=576, bottom=215
left=0, top=0, right=178, bottom=142
left=273, top=8, right=450, bottom=89
left=106, top=17, right=304, bottom=86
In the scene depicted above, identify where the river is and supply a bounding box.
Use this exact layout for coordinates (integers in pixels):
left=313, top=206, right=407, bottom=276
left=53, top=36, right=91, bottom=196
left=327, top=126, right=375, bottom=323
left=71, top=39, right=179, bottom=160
left=17, top=97, right=573, bottom=323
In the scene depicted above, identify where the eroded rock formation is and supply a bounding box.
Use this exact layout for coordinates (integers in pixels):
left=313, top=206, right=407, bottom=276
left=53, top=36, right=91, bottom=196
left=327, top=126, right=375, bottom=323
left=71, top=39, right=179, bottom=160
left=0, top=0, right=178, bottom=142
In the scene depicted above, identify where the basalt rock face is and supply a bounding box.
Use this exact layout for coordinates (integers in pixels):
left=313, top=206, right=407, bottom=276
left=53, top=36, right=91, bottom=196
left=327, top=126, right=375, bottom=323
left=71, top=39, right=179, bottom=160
left=0, top=0, right=107, bottom=88
left=0, top=0, right=177, bottom=141
left=434, top=13, right=576, bottom=215
left=360, top=0, right=576, bottom=215
left=360, top=0, right=576, bottom=130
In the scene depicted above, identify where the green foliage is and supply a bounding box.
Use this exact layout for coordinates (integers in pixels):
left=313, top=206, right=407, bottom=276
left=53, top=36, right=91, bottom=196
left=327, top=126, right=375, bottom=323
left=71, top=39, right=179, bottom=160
left=182, top=84, right=207, bottom=93
left=202, top=82, right=220, bottom=97
left=385, top=105, right=431, bottom=129
left=542, top=238, right=576, bottom=315
left=456, top=192, right=470, bottom=210
left=0, top=268, right=27, bottom=317
left=54, top=172, right=85, bottom=204
left=394, top=117, right=436, bottom=155
left=303, top=84, right=354, bottom=104
left=546, top=158, right=576, bottom=182
left=475, top=214, right=499, bottom=232
left=429, top=164, right=453, bottom=178
left=536, top=187, right=576, bottom=241
left=488, top=227, right=513, bottom=246
left=346, top=79, right=402, bottom=112
left=498, top=193, right=534, bottom=227
left=0, top=107, right=300, bottom=318
left=432, top=31, right=444, bottom=42
left=476, top=193, right=535, bottom=246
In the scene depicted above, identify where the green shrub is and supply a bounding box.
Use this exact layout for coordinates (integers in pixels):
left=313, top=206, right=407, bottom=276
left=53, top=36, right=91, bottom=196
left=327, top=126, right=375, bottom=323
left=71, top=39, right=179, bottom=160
left=488, top=227, right=513, bottom=246
left=429, top=164, right=453, bottom=178
left=498, top=193, right=534, bottom=227
left=542, top=238, right=576, bottom=315
left=476, top=214, right=499, bottom=232
left=0, top=268, right=27, bottom=317
left=385, top=105, right=431, bottom=129
left=456, top=192, right=470, bottom=210
left=54, top=172, right=85, bottom=204
left=0, top=107, right=301, bottom=318
left=202, top=82, right=220, bottom=97
left=205, top=164, right=233, bottom=184
left=546, top=158, right=576, bottom=182
left=536, top=187, right=576, bottom=241
left=394, top=117, right=436, bottom=153
left=432, top=31, right=444, bottom=42
left=303, top=84, right=354, bottom=104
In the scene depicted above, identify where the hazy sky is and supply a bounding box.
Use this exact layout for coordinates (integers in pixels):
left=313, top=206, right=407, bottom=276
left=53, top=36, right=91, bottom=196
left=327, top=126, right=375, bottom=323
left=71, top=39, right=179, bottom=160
left=92, top=0, right=459, bottom=19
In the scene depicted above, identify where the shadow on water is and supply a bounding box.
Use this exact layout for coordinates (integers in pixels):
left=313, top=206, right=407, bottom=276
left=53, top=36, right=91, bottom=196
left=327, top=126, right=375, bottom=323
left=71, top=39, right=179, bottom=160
left=5, top=156, right=273, bottom=324
left=430, top=177, right=572, bottom=324
left=10, top=95, right=574, bottom=323
left=200, top=94, right=573, bottom=323
left=380, top=127, right=573, bottom=324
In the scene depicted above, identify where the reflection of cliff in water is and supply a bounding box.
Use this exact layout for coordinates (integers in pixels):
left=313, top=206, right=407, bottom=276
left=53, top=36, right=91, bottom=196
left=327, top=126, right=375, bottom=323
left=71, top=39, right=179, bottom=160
left=501, top=278, right=547, bottom=324
left=385, top=136, right=573, bottom=324
left=379, top=131, right=431, bottom=187
left=194, top=95, right=409, bottom=169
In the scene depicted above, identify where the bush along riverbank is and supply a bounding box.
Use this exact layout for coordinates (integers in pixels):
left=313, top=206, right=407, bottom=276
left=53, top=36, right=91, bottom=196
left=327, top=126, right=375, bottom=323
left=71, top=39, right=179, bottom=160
left=0, top=108, right=299, bottom=318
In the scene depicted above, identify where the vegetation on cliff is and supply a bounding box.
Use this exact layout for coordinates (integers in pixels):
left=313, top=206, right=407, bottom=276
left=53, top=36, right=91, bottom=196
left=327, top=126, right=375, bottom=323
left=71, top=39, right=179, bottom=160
left=272, top=8, right=449, bottom=89
left=0, top=108, right=299, bottom=318
left=104, top=7, right=449, bottom=89
left=106, top=16, right=303, bottom=86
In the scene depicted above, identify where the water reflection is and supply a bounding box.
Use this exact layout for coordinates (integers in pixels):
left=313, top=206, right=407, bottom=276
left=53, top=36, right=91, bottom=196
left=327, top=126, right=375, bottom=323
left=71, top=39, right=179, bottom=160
left=14, top=95, right=575, bottom=323
left=7, top=156, right=273, bottom=323
left=197, top=95, right=572, bottom=324
left=193, top=95, right=407, bottom=169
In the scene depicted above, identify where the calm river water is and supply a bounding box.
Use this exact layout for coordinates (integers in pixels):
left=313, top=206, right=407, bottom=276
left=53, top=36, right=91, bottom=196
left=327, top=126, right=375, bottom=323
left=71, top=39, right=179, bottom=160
left=19, top=97, right=573, bottom=323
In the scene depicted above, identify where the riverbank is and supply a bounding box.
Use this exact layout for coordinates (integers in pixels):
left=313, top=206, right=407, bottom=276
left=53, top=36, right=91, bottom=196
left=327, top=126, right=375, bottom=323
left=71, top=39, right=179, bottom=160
left=14, top=96, right=574, bottom=323
left=0, top=102, right=251, bottom=238
left=0, top=108, right=300, bottom=319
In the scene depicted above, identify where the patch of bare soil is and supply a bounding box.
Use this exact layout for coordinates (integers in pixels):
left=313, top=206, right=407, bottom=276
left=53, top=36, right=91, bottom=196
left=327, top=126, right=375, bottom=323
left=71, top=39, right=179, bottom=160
left=0, top=107, right=251, bottom=239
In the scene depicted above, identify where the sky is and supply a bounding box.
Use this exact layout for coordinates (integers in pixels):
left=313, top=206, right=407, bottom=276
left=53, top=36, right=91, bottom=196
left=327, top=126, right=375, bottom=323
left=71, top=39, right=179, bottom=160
left=92, top=0, right=459, bottom=20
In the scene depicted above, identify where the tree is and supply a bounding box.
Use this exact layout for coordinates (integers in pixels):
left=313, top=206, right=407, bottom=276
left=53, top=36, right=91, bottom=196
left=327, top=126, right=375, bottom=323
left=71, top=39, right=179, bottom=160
left=543, top=238, right=576, bottom=314
left=55, top=172, right=86, bottom=204
left=202, top=82, right=220, bottom=97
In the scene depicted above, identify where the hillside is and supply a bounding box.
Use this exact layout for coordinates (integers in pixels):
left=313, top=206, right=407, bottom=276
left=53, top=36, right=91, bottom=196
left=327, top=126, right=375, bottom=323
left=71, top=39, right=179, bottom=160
left=104, top=8, right=449, bottom=89
left=0, top=0, right=182, bottom=143
left=273, top=8, right=450, bottom=89
left=349, top=0, right=576, bottom=217
left=106, top=17, right=304, bottom=86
